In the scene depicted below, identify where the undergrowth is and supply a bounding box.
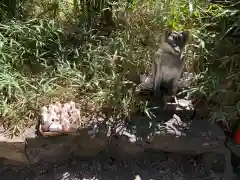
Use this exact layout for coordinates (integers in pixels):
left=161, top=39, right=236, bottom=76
left=0, top=0, right=239, bottom=136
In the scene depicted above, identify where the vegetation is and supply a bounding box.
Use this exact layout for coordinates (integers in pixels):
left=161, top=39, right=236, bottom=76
left=0, top=0, right=239, bottom=136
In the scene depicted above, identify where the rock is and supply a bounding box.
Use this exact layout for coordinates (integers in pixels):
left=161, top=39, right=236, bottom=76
left=226, top=140, right=240, bottom=159
left=138, top=75, right=154, bottom=93
left=136, top=72, right=194, bottom=96
left=71, top=129, right=109, bottom=157
left=146, top=100, right=195, bottom=122
left=124, top=110, right=234, bottom=179
left=177, top=99, right=193, bottom=109
left=0, top=134, right=29, bottom=165
left=0, top=105, right=235, bottom=180
left=226, top=140, right=240, bottom=173
left=106, top=120, right=146, bottom=160
left=25, top=127, right=109, bottom=164
left=145, top=115, right=234, bottom=179
left=23, top=127, right=37, bottom=139
left=201, top=153, right=225, bottom=172
left=134, top=175, right=141, bottom=180
left=25, top=134, right=74, bottom=164
left=0, top=158, right=27, bottom=166
left=108, top=135, right=145, bottom=159
left=177, top=72, right=194, bottom=89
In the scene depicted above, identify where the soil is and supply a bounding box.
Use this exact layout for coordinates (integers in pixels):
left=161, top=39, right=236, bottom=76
left=0, top=152, right=233, bottom=180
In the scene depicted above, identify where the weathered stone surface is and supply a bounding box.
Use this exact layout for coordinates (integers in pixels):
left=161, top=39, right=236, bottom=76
left=71, top=129, right=109, bottom=157
left=108, top=135, right=145, bottom=159
left=26, top=134, right=74, bottom=164
left=201, top=152, right=225, bottom=172
left=0, top=158, right=27, bottom=166
left=165, top=104, right=195, bottom=121
left=135, top=72, right=194, bottom=97
left=226, top=140, right=240, bottom=158
left=226, top=140, right=240, bottom=173
left=123, top=113, right=234, bottom=179
left=148, top=116, right=226, bottom=151
left=126, top=114, right=226, bottom=153
left=0, top=134, right=28, bottom=165
left=0, top=105, right=235, bottom=179
left=25, top=127, right=109, bottom=164
left=177, top=72, right=194, bottom=89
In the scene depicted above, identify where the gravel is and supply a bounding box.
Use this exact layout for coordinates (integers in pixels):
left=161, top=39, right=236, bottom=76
left=0, top=152, right=225, bottom=180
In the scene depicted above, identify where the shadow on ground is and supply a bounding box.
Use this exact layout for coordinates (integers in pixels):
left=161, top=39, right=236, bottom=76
left=0, top=152, right=227, bottom=180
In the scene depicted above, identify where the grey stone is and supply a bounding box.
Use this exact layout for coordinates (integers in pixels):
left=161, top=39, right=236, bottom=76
left=146, top=99, right=195, bottom=121
left=146, top=115, right=233, bottom=180
left=0, top=108, right=235, bottom=180
left=107, top=136, right=145, bottom=162
left=177, top=72, right=194, bottom=89
left=136, top=72, right=194, bottom=95
left=226, top=140, right=240, bottom=158
left=25, top=127, right=109, bottom=164
left=106, top=120, right=146, bottom=159
left=0, top=134, right=29, bottom=165
left=25, top=134, right=75, bottom=164
left=71, top=129, right=109, bottom=157
left=23, top=127, right=37, bottom=139
left=201, top=153, right=226, bottom=173
left=106, top=111, right=234, bottom=179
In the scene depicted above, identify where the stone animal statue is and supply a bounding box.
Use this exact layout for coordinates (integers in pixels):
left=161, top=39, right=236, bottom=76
left=152, top=29, right=189, bottom=99
left=138, top=29, right=189, bottom=102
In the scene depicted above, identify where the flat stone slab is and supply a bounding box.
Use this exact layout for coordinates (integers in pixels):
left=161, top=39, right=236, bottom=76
left=147, top=116, right=226, bottom=153
left=108, top=112, right=234, bottom=179
left=25, top=128, right=109, bottom=164
left=0, top=134, right=28, bottom=165
left=226, top=140, right=240, bottom=158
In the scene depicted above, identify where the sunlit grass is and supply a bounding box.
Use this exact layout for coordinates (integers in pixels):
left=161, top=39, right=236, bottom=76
left=0, top=0, right=239, bottom=135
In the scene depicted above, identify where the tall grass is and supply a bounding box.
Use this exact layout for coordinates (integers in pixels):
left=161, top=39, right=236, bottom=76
left=0, top=0, right=239, bottom=135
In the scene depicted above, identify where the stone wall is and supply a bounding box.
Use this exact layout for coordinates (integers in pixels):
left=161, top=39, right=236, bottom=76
left=0, top=106, right=237, bottom=179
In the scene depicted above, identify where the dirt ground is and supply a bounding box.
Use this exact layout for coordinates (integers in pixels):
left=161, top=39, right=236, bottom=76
left=0, top=151, right=233, bottom=180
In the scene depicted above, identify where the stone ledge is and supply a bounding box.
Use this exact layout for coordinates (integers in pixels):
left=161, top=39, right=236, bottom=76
left=0, top=110, right=236, bottom=179
left=0, top=135, right=28, bottom=165
left=25, top=128, right=109, bottom=164
left=226, top=140, right=240, bottom=159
